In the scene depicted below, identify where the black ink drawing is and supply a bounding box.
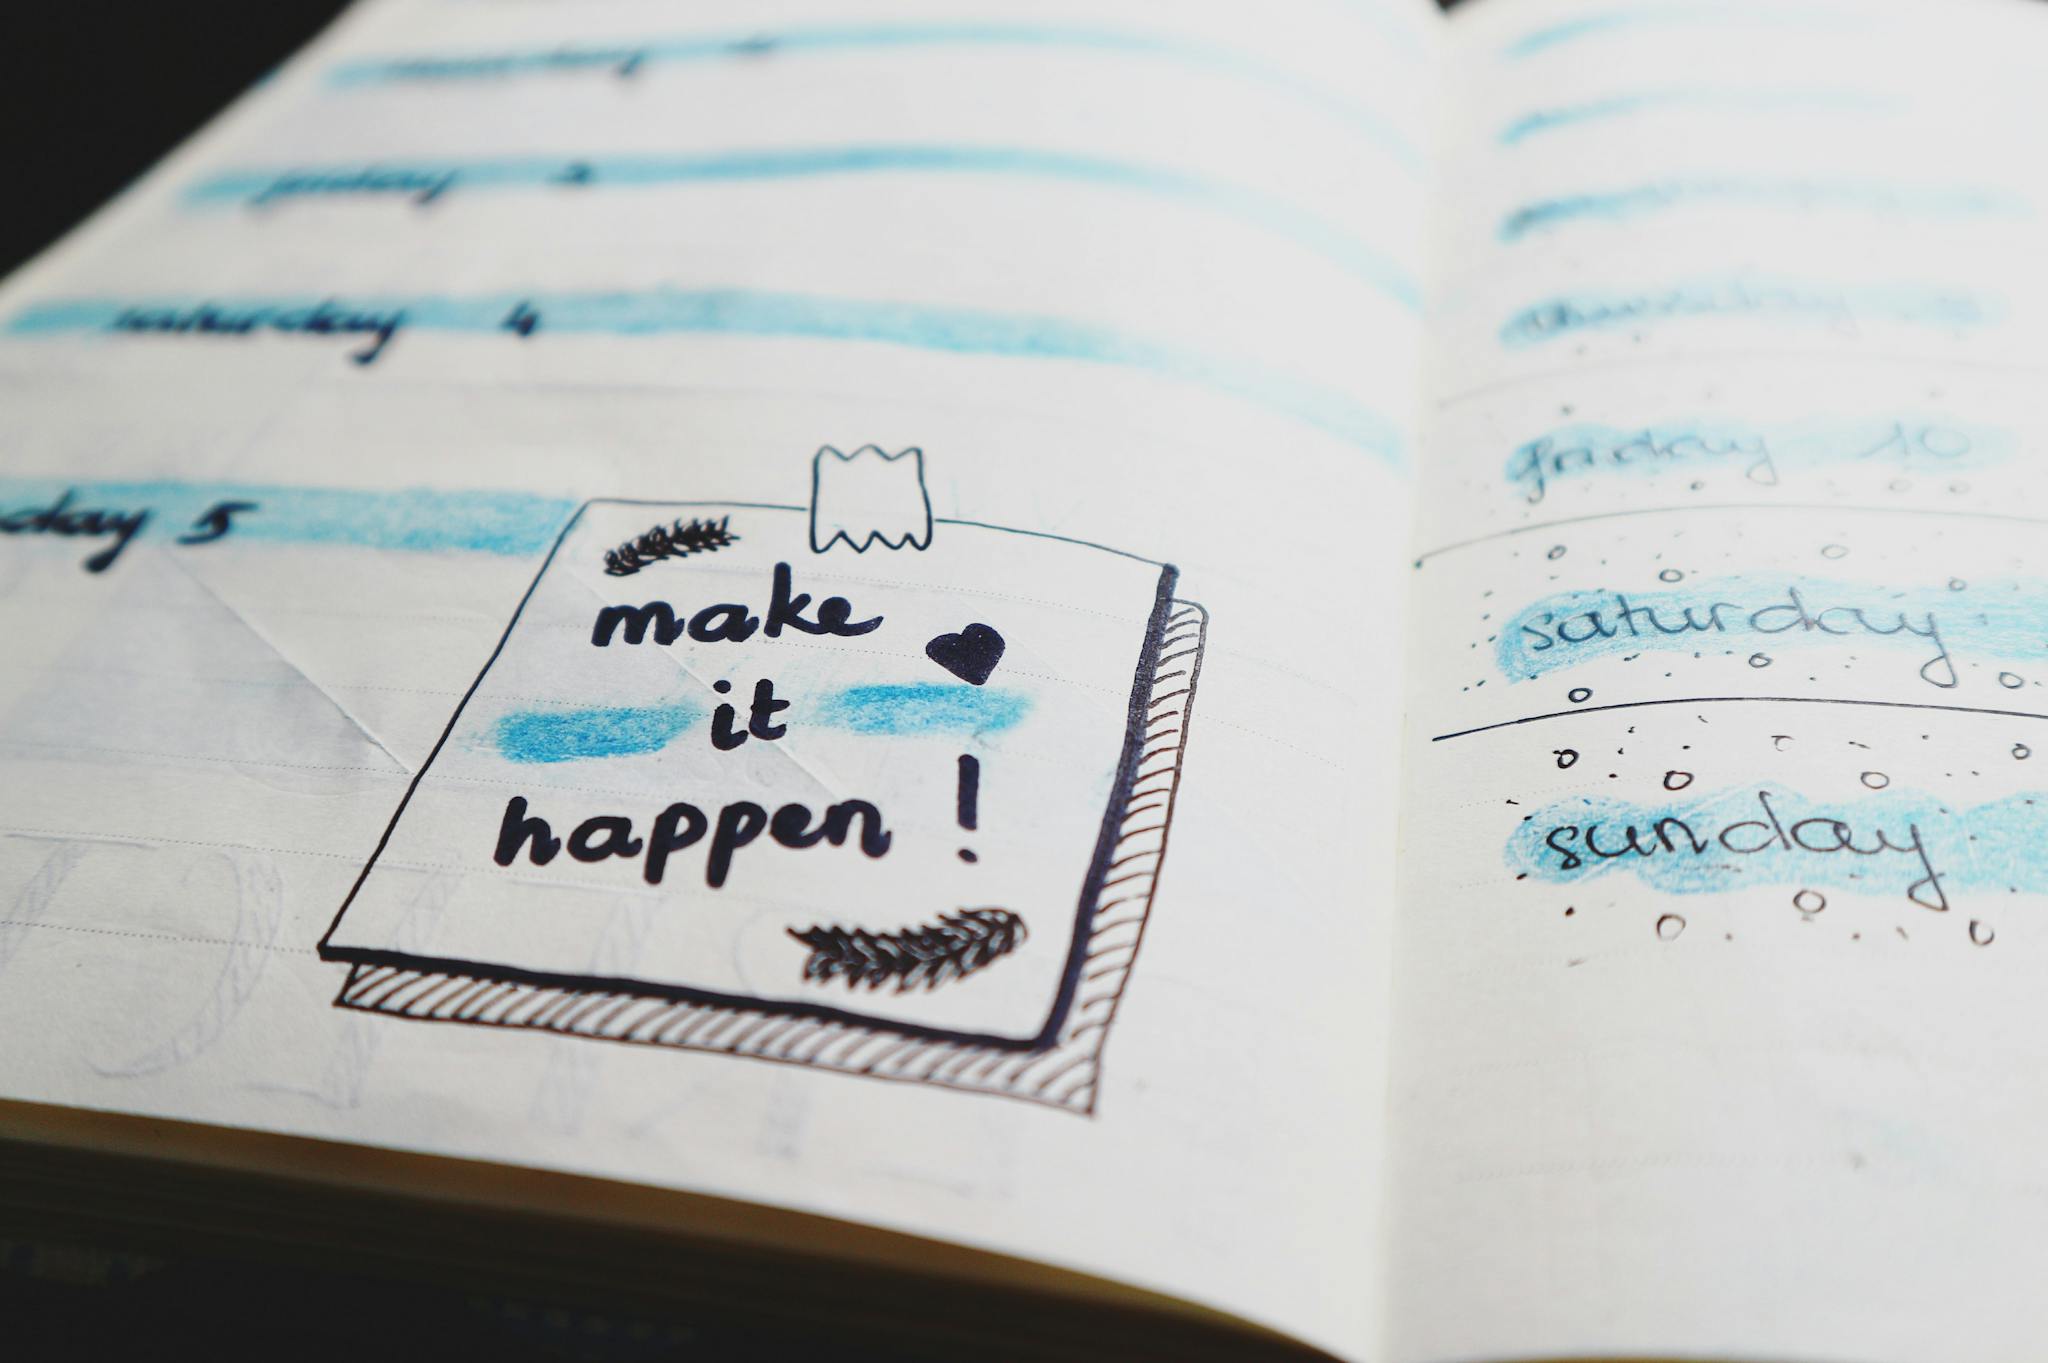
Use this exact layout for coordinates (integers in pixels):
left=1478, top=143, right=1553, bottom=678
left=318, top=446, right=1207, bottom=1114
left=789, top=909, right=1027, bottom=992
left=925, top=623, right=1006, bottom=686
left=601, top=514, right=737, bottom=576
left=809, top=444, right=933, bottom=553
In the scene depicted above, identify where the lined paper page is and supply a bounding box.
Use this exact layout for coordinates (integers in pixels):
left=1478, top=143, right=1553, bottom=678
left=0, top=0, right=1435, bottom=1354
left=1391, top=1, right=2048, bottom=1359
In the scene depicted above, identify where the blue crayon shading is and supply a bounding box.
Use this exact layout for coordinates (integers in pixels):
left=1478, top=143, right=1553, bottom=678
left=5, top=290, right=1402, bottom=461
left=0, top=478, right=576, bottom=557
left=1502, top=418, right=2010, bottom=504
left=1496, top=575, right=2048, bottom=688
left=323, top=23, right=1420, bottom=168
left=1500, top=180, right=2024, bottom=241
left=1499, top=90, right=1893, bottom=145
left=184, top=146, right=1419, bottom=309
left=1507, top=11, right=1685, bottom=55
left=1499, top=278, right=1990, bottom=347
left=814, top=683, right=1031, bottom=735
left=494, top=702, right=705, bottom=763
left=1507, top=784, right=2048, bottom=912
left=1505, top=5, right=1849, bottom=57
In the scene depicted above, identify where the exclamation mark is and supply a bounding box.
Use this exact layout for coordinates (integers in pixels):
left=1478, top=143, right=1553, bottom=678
left=956, top=754, right=980, bottom=863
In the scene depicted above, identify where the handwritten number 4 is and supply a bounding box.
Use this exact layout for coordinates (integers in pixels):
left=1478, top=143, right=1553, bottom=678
left=502, top=300, right=540, bottom=338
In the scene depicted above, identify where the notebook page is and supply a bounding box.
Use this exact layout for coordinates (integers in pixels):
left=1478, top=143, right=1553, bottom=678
left=0, top=0, right=1436, bottom=1353
left=1390, top=0, right=2048, bottom=1358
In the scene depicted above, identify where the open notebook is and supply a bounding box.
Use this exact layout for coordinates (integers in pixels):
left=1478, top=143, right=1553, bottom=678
left=3, top=0, right=2045, bottom=1356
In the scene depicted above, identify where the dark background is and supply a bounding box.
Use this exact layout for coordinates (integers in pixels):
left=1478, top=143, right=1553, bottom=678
left=2, top=3, right=351, bottom=276
left=0, top=1, right=1460, bottom=280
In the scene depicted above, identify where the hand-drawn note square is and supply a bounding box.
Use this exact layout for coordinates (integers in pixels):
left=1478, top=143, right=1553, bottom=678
left=318, top=496, right=1204, bottom=1113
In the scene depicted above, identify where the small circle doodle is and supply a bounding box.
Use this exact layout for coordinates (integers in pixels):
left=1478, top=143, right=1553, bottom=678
left=1923, top=428, right=1971, bottom=458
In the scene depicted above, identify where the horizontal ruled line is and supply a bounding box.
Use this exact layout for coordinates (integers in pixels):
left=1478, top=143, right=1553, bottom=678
left=183, top=145, right=1418, bottom=308
left=323, top=22, right=1423, bottom=167
left=1432, top=694, right=2048, bottom=742
left=1414, top=500, right=2048, bottom=564
left=4, top=289, right=1402, bottom=459
left=1431, top=348, right=2048, bottom=409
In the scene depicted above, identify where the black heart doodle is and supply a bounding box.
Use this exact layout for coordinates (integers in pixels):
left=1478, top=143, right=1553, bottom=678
left=925, top=624, right=1006, bottom=686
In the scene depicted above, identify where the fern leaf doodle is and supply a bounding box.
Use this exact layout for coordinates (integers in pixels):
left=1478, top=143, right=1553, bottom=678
left=788, top=909, right=1027, bottom=992
left=602, top=515, right=738, bottom=576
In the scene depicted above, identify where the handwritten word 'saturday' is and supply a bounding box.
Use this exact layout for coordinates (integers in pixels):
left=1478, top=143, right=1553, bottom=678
left=111, top=300, right=405, bottom=365
left=1511, top=583, right=1954, bottom=686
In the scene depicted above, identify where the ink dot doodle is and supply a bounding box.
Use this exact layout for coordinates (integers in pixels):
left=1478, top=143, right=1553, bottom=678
left=1567, top=687, right=1592, bottom=703
left=1999, top=672, right=2024, bottom=689
left=1554, top=748, right=1579, bottom=769
left=1664, top=770, right=1693, bottom=790
left=1860, top=771, right=1890, bottom=789
left=1547, top=545, right=1567, bottom=560
left=1793, top=889, right=1827, bottom=915
left=1658, top=568, right=1684, bottom=583
left=2016, top=743, right=2032, bottom=760
left=1949, top=578, right=1968, bottom=591
left=1656, top=913, right=1686, bottom=941
left=1748, top=653, right=1772, bottom=668
left=1970, top=920, right=1996, bottom=946
left=1821, top=544, right=1848, bottom=560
